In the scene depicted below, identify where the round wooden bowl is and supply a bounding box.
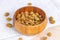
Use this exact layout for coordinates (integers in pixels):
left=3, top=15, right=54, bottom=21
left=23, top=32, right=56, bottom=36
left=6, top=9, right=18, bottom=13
left=13, top=6, right=47, bottom=35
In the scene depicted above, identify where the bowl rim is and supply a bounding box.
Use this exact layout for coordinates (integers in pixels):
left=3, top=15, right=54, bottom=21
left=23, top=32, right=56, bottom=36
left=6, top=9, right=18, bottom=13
left=13, top=6, right=47, bottom=26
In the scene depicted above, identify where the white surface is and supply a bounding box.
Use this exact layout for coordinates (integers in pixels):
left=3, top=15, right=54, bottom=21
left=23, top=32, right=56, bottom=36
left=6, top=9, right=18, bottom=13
left=32, top=25, right=60, bottom=40
left=50, top=0, right=60, bottom=10
left=0, top=0, right=60, bottom=40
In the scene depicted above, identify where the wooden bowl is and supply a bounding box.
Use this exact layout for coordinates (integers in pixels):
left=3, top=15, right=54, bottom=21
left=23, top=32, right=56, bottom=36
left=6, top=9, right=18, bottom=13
left=13, top=6, right=47, bottom=35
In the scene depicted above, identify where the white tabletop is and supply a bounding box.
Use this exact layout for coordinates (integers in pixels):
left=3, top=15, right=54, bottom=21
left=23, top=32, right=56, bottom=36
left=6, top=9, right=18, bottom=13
left=0, top=0, right=60, bottom=40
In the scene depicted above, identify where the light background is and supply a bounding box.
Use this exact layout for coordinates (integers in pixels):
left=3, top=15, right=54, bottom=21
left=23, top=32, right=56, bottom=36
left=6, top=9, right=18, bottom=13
left=0, top=0, right=60, bottom=40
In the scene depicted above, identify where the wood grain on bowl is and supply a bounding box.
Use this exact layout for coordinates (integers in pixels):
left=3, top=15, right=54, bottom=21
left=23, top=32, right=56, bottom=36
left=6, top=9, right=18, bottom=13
left=13, top=6, right=47, bottom=35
